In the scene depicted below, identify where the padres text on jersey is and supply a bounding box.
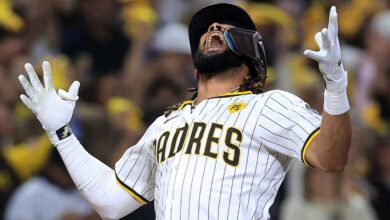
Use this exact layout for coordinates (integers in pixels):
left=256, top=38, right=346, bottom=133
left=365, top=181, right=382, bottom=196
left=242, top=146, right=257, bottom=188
left=115, top=90, right=321, bottom=220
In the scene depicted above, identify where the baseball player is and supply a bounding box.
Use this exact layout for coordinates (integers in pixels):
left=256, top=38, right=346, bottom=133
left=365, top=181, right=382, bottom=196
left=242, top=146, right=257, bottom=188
left=18, top=3, right=351, bottom=220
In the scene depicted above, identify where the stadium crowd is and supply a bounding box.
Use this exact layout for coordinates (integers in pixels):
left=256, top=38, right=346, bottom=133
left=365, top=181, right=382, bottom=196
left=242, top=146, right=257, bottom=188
left=0, top=0, right=389, bottom=219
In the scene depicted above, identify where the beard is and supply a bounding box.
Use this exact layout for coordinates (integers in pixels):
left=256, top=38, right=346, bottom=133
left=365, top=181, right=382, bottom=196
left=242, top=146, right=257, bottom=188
left=193, top=48, right=245, bottom=78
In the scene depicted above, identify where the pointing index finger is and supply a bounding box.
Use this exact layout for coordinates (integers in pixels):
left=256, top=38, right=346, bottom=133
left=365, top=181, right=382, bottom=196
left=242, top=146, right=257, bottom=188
left=328, top=6, right=338, bottom=40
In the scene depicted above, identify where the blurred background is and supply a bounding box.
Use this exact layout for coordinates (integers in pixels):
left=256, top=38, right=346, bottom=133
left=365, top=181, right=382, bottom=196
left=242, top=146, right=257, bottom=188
left=0, top=0, right=389, bottom=219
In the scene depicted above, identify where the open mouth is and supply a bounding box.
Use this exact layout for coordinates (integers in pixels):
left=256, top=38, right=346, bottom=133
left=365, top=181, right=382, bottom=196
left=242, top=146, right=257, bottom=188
left=204, top=31, right=226, bottom=53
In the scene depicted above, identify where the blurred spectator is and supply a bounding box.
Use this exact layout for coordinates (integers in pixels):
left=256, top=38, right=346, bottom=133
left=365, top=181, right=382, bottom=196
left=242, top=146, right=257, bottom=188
left=148, top=22, right=194, bottom=90
left=156, top=0, right=232, bottom=25
left=0, top=0, right=27, bottom=67
left=119, top=0, right=157, bottom=38
left=299, top=0, right=385, bottom=49
left=123, top=22, right=192, bottom=106
left=366, top=136, right=390, bottom=220
left=142, top=77, right=186, bottom=125
left=61, top=0, right=131, bottom=78
left=4, top=150, right=97, bottom=220
left=0, top=103, right=14, bottom=147
left=0, top=30, right=27, bottom=68
left=280, top=168, right=377, bottom=220
left=344, top=115, right=372, bottom=181
left=0, top=104, right=19, bottom=219
left=0, top=151, right=20, bottom=220
left=95, top=73, right=122, bottom=105
left=0, top=66, right=21, bottom=108
left=22, top=0, right=62, bottom=63
left=106, top=97, right=145, bottom=164
left=0, top=101, right=52, bottom=219
left=359, top=10, right=390, bottom=131
left=0, top=0, right=25, bottom=34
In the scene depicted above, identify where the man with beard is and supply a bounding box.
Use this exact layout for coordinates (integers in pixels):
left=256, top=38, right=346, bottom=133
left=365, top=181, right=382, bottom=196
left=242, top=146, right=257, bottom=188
left=17, top=3, right=351, bottom=220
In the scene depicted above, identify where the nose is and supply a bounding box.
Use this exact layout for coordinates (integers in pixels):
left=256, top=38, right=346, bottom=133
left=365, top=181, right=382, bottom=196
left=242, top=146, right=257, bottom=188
left=208, top=23, right=223, bottom=32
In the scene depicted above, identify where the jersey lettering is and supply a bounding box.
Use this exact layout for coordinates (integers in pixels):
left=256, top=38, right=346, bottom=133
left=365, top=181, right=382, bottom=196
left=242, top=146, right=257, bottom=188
left=154, top=122, right=242, bottom=166
left=156, top=132, right=170, bottom=163
left=223, top=127, right=242, bottom=166
left=204, top=123, right=223, bottom=159
left=185, top=122, right=207, bottom=155
left=167, top=123, right=189, bottom=159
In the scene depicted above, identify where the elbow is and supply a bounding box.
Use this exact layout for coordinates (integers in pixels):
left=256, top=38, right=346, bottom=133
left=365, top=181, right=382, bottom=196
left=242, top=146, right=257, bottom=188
left=93, top=205, right=121, bottom=220
left=315, top=145, right=349, bottom=172
left=96, top=205, right=128, bottom=220
left=95, top=198, right=143, bottom=219
left=318, top=156, right=348, bottom=173
left=323, top=146, right=351, bottom=173
left=98, top=213, right=118, bottom=220
left=321, top=162, right=346, bottom=173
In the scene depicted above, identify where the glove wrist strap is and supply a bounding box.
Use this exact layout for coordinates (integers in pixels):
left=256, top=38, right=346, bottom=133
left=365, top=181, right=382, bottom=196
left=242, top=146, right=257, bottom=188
left=48, top=124, right=73, bottom=146
left=324, top=89, right=350, bottom=115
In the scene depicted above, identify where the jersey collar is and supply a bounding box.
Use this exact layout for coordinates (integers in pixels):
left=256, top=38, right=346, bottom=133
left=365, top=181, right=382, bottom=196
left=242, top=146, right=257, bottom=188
left=178, top=90, right=253, bottom=110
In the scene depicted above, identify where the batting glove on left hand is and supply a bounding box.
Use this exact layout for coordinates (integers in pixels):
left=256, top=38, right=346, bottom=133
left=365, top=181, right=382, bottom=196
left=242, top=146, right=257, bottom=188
left=304, top=6, right=349, bottom=115
left=18, top=61, right=80, bottom=145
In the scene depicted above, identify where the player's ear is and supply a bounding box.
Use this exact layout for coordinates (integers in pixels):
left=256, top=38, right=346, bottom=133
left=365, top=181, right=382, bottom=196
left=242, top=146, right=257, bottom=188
left=194, top=69, right=200, bottom=80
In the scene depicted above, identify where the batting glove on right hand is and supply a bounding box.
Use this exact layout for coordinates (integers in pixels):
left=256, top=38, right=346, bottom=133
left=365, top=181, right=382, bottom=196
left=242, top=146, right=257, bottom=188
left=304, top=6, right=349, bottom=115
left=18, top=61, right=80, bottom=145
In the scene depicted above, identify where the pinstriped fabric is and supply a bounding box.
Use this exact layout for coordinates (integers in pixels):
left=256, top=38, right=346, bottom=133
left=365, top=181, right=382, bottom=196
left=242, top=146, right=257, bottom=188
left=115, top=117, right=163, bottom=202
left=114, top=90, right=321, bottom=220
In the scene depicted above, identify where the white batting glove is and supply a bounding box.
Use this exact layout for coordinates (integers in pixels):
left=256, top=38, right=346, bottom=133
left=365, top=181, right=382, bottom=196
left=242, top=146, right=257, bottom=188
left=304, top=6, right=349, bottom=115
left=18, top=61, right=80, bottom=145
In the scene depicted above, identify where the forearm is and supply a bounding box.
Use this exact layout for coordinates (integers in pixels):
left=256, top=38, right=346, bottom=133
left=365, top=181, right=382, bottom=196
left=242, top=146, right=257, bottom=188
left=306, top=86, right=352, bottom=171
left=56, top=135, right=142, bottom=219
left=310, top=111, right=351, bottom=171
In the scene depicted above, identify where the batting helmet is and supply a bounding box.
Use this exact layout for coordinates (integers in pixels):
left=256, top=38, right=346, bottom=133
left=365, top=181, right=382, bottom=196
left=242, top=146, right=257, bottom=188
left=188, top=3, right=267, bottom=79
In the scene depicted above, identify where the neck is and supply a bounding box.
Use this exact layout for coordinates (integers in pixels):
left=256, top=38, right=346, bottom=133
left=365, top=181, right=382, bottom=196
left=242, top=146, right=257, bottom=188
left=196, top=65, right=248, bottom=102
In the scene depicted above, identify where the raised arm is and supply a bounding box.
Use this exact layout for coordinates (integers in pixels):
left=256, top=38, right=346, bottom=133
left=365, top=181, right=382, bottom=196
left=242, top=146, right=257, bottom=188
left=303, top=6, right=352, bottom=172
left=18, top=62, right=142, bottom=219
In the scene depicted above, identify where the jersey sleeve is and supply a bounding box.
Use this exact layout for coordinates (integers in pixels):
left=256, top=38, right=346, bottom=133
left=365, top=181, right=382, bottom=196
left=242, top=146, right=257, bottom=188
left=114, top=118, right=161, bottom=204
left=258, top=90, right=322, bottom=165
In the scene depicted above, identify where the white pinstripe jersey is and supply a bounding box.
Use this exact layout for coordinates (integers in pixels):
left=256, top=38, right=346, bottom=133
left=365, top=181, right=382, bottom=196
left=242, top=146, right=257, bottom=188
left=115, top=89, right=321, bottom=220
